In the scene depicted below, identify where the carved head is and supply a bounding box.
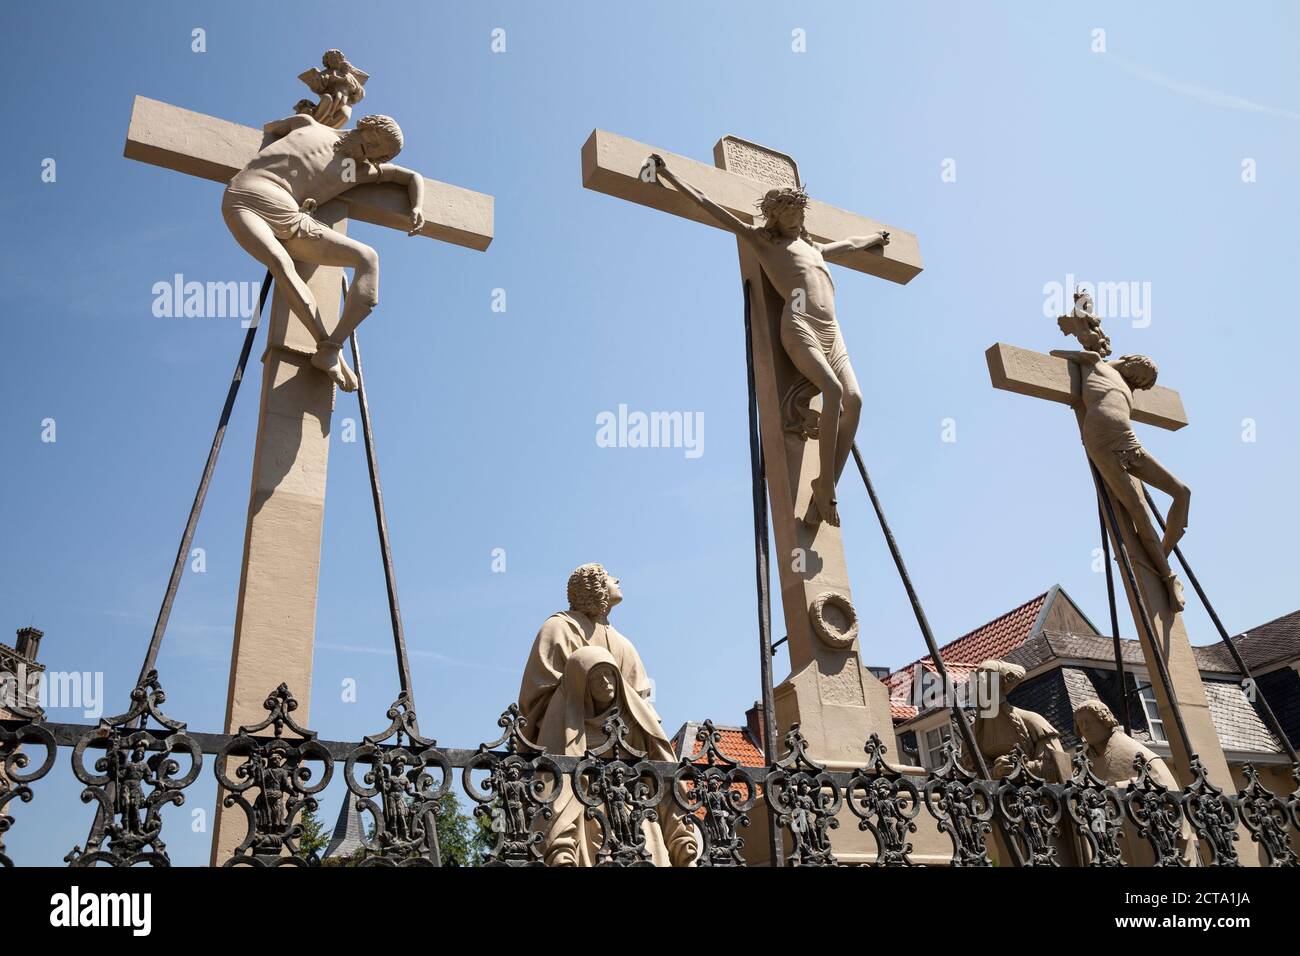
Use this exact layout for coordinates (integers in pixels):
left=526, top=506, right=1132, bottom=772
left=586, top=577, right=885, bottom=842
left=1073, top=699, right=1119, bottom=746
left=322, top=48, right=349, bottom=71
left=974, top=659, right=1025, bottom=702
left=1114, top=354, right=1158, bottom=391
left=588, top=662, right=619, bottom=711
left=758, top=186, right=810, bottom=240
left=336, top=114, right=404, bottom=164
left=567, top=563, right=622, bottom=618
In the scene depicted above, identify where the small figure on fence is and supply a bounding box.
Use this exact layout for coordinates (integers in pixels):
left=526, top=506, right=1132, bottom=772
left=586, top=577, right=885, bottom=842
left=253, top=749, right=291, bottom=835
left=702, top=776, right=737, bottom=848
left=113, top=742, right=153, bottom=837
left=500, top=765, right=530, bottom=840
left=378, top=753, right=416, bottom=844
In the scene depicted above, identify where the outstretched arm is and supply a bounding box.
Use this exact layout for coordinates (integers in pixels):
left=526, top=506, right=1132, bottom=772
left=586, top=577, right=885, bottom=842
left=378, top=164, right=425, bottom=235
left=647, top=154, right=757, bottom=241
left=262, top=114, right=315, bottom=138
left=1050, top=349, right=1102, bottom=365
left=818, top=233, right=890, bottom=256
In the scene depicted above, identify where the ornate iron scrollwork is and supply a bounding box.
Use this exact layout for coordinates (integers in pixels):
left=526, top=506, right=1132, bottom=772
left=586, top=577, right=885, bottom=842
left=0, top=718, right=57, bottom=867
left=672, top=720, right=755, bottom=867
left=1236, top=763, right=1296, bottom=867
left=923, top=739, right=994, bottom=867
left=765, top=723, right=840, bottom=867
left=1123, top=753, right=1187, bottom=867
left=216, top=683, right=333, bottom=866
left=462, top=703, right=561, bottom=866
left=1182, top=756, right=1240, bottom=867
left=846, top=733, right=920, bottom=867
left=1062, top=745, right=1126, bottom=867
left=342, top=692, right=450, bottom=866
left=573, top=711, right=663, bottom=867
left=993, top=745, right=1063, bottom=867
left=65, top=671, right=201, bottom=867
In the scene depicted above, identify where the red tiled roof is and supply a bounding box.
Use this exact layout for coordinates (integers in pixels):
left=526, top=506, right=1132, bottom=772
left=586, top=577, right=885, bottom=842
left=890, top=699, right=918, bottom=720
left=674, top=723, right=766, bottom=768
left=886, top=591, right=1050, bottom=722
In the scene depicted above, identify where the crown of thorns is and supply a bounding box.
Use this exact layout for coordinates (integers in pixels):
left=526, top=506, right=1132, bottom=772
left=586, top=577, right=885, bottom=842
left=757, top=185, right=809, bottom=215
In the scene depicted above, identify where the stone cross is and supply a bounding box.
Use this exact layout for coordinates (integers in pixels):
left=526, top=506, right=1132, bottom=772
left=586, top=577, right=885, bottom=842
left=124, top=94, right=493, bottom=864
left=582, top=131, right=921, bottom=863
left=986, top=342, right=1235, bottom=798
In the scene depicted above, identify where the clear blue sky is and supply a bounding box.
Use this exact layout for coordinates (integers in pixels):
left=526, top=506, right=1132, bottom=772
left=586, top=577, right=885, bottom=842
left=3, top=2, right=1297, bottom=865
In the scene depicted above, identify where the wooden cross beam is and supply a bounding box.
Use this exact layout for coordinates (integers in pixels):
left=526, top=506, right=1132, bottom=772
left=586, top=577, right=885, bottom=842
left=124, top=92, right=492, bottom=865
left=583, top=130, right=923, bottom=865
left=581, top=129, right=921, bottom=284
left=985, top=339, right=1240, bottom=813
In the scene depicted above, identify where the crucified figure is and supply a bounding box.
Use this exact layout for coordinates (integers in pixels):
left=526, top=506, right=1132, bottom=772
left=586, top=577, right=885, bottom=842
left=1051, top=348, right=1190, bottom=610
left=647, top=155, right=889, bottom=526
left=221, top=112, right=425, bottom=392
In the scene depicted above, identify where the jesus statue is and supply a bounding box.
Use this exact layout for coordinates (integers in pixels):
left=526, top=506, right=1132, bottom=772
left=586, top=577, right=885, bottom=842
left=221, top=111, right=426, bottom=392
left=1050, top=346, right=1190, bottom=610
left=647, top=154, right=890, bottom=527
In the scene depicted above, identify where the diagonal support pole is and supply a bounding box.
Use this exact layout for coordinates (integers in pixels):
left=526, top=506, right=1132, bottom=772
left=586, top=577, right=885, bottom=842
left=137, top=272, right=273, bottom=687
left=341, top=280, right=417, bottom=724
left=1097, top=501, right=1132, bottom=736
left=742, top=280, right=783, bottom=868
left=1141, top=488, right=1297, bottom=764
left=1089, top=462, right=1198, bottom=765
left=849, top=443, right=1026, bottom=867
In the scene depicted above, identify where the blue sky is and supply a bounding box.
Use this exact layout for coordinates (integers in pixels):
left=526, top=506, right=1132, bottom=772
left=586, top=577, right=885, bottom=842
left=2, top=2, right=1297, bottom=865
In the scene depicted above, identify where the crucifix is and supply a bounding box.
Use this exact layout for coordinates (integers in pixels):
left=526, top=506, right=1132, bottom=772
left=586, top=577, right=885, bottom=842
left=123, top=58, right=493, bottom=864
left=985, top=336, right=1236, bottom=801
left=582, top=130, right=922, bottom=861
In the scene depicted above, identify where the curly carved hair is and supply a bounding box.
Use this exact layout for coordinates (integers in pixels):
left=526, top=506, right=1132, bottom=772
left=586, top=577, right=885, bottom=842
left=567, top=563, right=612, bottom=618
left=335, top=114, right=404, bottom=164
left=757, top=186, right=811, bottom=241
left=1073, top=698, right=1120, bottom=731
left=1115, top=354, right=1158, bottom=391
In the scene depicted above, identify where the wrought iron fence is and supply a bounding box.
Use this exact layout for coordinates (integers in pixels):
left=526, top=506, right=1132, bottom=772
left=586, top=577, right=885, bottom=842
left=3, top=674, right=1299, bottom=868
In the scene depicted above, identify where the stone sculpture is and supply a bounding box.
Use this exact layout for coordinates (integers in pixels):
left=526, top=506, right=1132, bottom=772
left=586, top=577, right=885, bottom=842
left=646, top=154, right=889, bottom=526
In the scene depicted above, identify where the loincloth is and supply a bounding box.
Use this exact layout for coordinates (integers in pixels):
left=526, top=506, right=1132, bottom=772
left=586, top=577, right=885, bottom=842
left=1084, top=418, right=1146, bottom=474
left=779, top=309, right=851, bottom=439
left=222, top=178, right=325, bottom=241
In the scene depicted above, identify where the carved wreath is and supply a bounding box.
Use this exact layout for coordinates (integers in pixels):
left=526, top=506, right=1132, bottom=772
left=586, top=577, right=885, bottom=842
left=809, top=592, right=859, bottom=650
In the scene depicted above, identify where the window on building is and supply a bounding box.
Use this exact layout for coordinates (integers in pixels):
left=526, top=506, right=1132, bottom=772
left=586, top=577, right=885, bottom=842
left=1137, top=684, right=1167, bottom=743
left=924, top=724, right=952, bottom=768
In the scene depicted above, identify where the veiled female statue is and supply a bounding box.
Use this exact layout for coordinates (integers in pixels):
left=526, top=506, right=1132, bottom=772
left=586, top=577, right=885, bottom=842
left=535, top=645, right=696, bottom=866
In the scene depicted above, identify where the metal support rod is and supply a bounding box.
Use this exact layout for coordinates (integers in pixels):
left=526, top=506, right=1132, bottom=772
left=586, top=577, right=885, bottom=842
left=1141, top=487, right=1297, bottom=763
left=741, top=280, right=784, bottom=868
left=136, top=271, right=272, bottom=687
left=1089, top=462, right=1199, bottom=767
left=341, top=277, right=436, bottom=862
left=1097, top=501, right=1132, bottom=736
left=850, top=443, right=1026, bottom=867
left=346, top=334, right=415, bottom=709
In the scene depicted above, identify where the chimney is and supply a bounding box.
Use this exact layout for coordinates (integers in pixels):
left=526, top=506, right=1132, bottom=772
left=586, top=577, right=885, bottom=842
left=744, top=700, right=767, bottom=753
left=14, top=626, right=43, bottom=662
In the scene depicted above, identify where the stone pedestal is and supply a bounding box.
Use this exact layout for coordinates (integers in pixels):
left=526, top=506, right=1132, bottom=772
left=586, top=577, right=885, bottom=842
left=210, top=203, right=347, bottom=866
